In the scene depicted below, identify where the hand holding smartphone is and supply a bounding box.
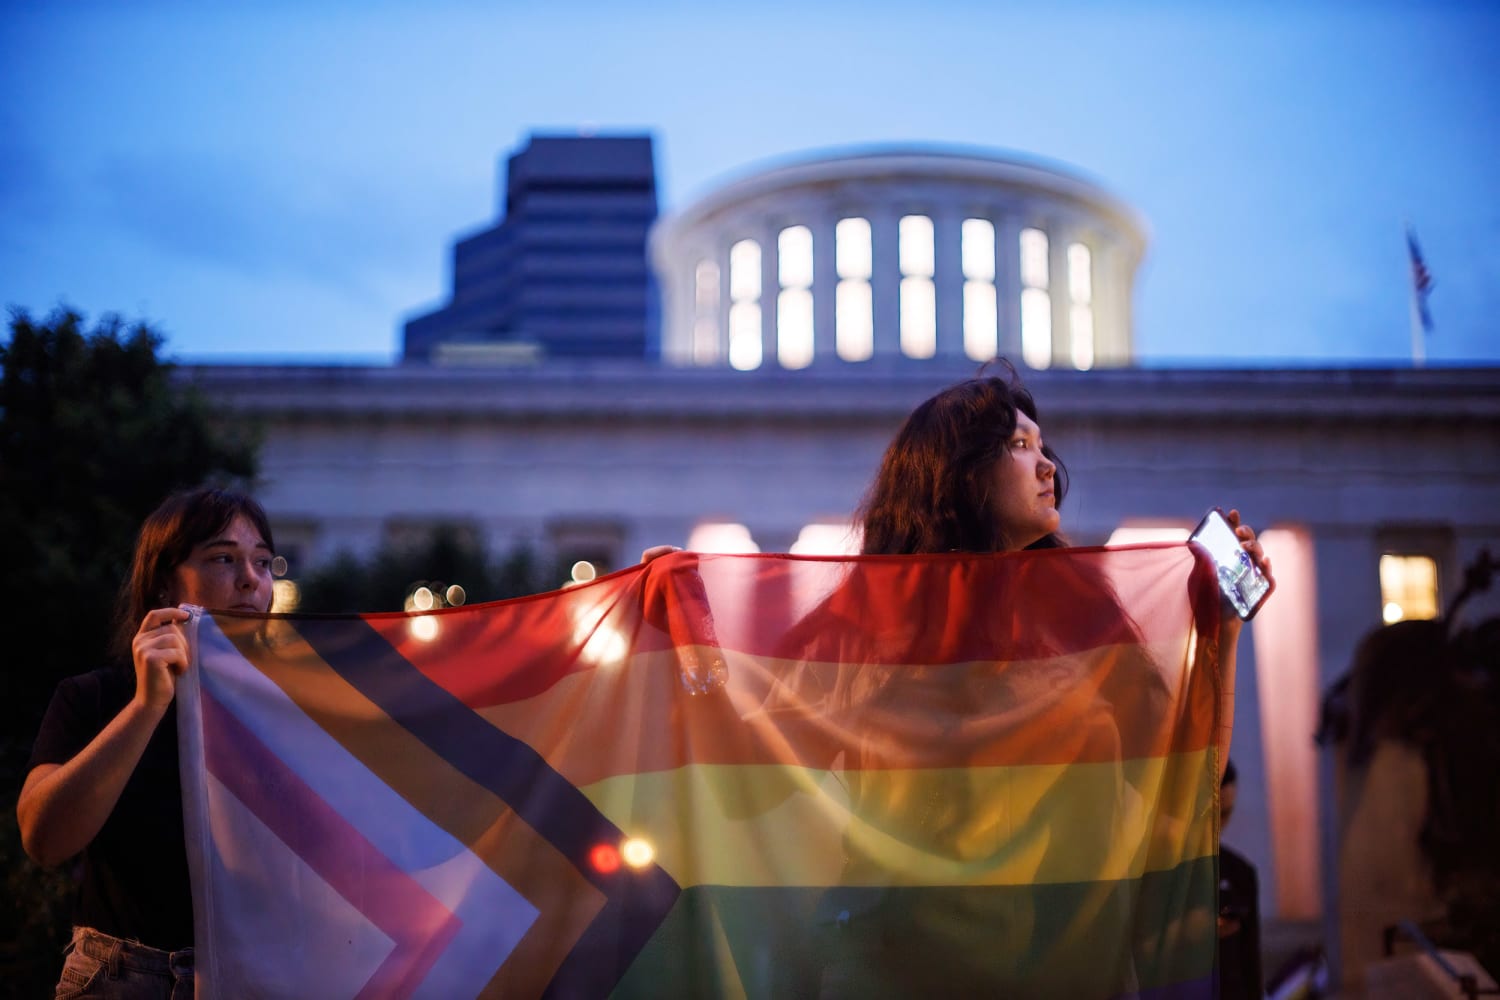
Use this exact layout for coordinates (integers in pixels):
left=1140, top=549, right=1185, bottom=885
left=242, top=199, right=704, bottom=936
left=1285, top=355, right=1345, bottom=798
left=1190, top=508, right=1274, bottom=620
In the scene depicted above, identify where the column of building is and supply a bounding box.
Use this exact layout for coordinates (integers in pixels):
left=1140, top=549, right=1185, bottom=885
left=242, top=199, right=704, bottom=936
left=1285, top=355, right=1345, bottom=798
left=870, top=206, right=902, bottom=361
left=1047, top=217, right=1074, bottom=370
left=996, top=209, right=1024, bottom=364
left=712, top=234, right=733, bottom=367
left=758, top=219, right=780, bottom=370
left=932, top=206, right=965, bottom=361
left=812, top=212, right=840, bottom=363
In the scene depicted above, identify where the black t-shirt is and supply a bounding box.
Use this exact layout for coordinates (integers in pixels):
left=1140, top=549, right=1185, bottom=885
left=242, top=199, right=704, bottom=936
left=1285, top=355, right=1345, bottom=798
left=1218, top=844, right=1263, bottom=1000
left=26, top=667, right=194, bottom=949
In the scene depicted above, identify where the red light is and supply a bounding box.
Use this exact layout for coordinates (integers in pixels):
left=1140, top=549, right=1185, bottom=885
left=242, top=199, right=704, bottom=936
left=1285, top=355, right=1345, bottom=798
left=589, top=843, right=620, bottom=874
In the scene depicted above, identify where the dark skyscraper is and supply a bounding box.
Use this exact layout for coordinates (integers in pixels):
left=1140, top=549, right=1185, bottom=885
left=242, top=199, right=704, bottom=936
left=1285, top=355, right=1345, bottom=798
left=403, top=135, right=658, bottom=363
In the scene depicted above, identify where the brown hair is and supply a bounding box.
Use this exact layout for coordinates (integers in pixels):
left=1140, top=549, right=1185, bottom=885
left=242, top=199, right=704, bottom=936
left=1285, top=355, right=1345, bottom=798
left=112, top=487, right=275, bottom=659
left=858, top=367, right=1067, bottom=555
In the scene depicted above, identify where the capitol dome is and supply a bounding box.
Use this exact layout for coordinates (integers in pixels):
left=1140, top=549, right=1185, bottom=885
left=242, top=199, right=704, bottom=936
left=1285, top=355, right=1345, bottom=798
left=651, top=145, right=1148, bottom=372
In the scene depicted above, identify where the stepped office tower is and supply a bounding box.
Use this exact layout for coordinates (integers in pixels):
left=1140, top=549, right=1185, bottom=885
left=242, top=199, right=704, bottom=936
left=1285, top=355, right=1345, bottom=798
left=403, top=136, right=658, bottom=364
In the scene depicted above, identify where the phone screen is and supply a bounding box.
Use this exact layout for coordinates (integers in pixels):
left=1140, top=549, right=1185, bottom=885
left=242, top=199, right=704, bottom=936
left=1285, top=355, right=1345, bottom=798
left=1190, top=509, right=1273, bottom=620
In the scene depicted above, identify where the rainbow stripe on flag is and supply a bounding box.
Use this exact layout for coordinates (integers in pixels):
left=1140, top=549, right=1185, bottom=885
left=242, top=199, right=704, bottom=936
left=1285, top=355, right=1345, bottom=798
left=177, top=544, right=1224, bottom=998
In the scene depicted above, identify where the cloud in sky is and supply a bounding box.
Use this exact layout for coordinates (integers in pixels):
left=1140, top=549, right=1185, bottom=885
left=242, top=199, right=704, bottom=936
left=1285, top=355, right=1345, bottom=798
left=2, top=0, right=1496, bottom=365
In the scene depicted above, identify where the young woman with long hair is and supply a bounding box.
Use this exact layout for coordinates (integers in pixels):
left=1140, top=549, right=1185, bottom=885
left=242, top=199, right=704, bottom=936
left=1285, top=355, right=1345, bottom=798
left=18, top=486, right=276, bottom=999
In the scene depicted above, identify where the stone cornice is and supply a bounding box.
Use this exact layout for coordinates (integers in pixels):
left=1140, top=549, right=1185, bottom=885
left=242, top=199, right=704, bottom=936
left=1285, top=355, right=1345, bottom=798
left=180, top=362, right=1500, bottom=426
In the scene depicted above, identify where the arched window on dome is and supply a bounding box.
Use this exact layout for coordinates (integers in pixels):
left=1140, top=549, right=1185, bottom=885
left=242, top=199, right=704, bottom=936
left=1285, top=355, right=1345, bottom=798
left=835, top=218, right=873, bottom=362
left=899, top=215, right=936, bottom=359
left=1019, top=227, right=1052, bottom=370
left=777, top=225, right=814, bottom=369
left=962, top=218, right=998, bottom=362
left=1068, top=242, right=1095, bottom=371
left=693, top=258, right=720, bottom=365
left=728, top=239, right=762, bottom=371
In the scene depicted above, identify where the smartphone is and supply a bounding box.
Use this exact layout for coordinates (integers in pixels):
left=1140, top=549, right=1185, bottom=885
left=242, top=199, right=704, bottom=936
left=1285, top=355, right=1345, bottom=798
left=1190, top=508, right=1273, bottom=621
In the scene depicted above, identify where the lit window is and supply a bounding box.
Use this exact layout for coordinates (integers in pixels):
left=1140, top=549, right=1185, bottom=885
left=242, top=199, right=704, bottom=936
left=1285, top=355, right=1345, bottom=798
left=1068, top=243, right=1092, bottom=301
left=962, top=219, right=997, bottom=362
left=835, top=218, right=873, bottom=361
left=779, top=225, right=813, bottom=288
left=1070, top=306, right=1094, bottom=370
left=900, top=277, right=935, bottom=359
left=1021, top=289, right=1051, bottom=369
left=778, top=289, right=814, bottom=369
left=1020, top=228, right=1051, bottom=369
left=1068, top=243, right=1094, bottom=371
left=692, top=319, right=716, bottom=365
left=964, top=284, right=997, bottom=363
left=272, top=578, right=301, bottom=613
left=789, top=522, right=861, bottom=556
left=729, top=240, right=761, bottom=300
left=836, top=281, right=872, bottom=362
left=778, top=226, right=814, bottom=369
left=687, top=522, right=761, bottom=553
left=693, top=259, right=720, bottom=365
left=962, top=219, right=995, bottom=281
left=1106, top=524, right=1190, bottom=546
left=1020, top=228, right=1049, bottom=288
left=729, top=303, right=762, bottom=371
left=1379, top=554, right=1439, bottom=623
left=728, top=240, right=762, bottom=371
left=900, top=215, right=935, bottom=359
left=899, top=215, right=934, bottom=276
left=836, top=217, right=872, bottom=279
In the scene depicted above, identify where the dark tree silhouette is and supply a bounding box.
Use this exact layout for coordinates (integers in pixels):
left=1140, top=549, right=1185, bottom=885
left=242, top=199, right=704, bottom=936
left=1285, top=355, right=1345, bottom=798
left=294, top=523, right=552, bottom=614
left=0, top=307, right=259, bottom=995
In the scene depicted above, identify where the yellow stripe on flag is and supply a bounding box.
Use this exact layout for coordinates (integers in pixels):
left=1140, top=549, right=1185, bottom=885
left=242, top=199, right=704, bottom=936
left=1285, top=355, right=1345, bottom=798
left=579, top=750, right=1215, bottom=889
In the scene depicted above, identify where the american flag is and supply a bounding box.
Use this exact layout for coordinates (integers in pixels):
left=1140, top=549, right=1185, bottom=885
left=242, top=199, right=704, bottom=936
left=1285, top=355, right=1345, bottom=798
left=1407, top=226, right=1434, bottom=333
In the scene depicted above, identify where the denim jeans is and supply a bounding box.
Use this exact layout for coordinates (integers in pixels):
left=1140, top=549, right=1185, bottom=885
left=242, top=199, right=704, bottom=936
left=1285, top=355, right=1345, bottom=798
left=55, top=927, right=194, bottom=1000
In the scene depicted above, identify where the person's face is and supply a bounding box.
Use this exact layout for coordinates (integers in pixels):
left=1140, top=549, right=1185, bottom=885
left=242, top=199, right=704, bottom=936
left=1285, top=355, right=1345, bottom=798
left=168, top=514, right=274, bottom=613
left=990, top=410, right=1059, bottom=551
left=1220, top=781, right=1238, bottom=828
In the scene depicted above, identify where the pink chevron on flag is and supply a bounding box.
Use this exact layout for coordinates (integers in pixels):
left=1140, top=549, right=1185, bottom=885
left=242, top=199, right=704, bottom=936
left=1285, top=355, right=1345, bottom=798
left=200, top=687, right=462, bottom=998
left=179, top=614, right=545, bottom=999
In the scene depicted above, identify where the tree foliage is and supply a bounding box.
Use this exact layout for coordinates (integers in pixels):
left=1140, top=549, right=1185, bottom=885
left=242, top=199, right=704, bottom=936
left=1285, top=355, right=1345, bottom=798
left=294, top=523, right=552, bottom=614
left=0, top=307, right=259, bottom=993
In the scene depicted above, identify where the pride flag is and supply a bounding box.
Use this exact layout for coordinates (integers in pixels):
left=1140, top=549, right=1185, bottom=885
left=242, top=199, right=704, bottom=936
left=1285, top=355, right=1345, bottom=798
left=177, top=544, right=1225, bottom=999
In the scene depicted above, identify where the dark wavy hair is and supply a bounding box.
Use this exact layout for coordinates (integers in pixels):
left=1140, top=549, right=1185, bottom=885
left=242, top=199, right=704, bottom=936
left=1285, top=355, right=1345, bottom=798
left=112, top=486, right=275, bottom=660
left=858, top=368, right=1068, bottom=555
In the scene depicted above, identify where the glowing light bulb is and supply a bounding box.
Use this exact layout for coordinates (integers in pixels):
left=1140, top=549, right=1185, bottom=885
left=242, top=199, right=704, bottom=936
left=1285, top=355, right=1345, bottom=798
left=589, top=844, right=620, bottom=874
left=272, top=579, right=301, bottom=613
left=621, top=838, right=655, bottom=869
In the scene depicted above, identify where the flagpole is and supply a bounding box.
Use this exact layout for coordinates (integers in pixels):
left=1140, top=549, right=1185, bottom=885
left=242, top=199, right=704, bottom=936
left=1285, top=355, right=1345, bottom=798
left=1404, top=221, right=1429, bottom=368
left=1409, top=288, right=1425, bottom=368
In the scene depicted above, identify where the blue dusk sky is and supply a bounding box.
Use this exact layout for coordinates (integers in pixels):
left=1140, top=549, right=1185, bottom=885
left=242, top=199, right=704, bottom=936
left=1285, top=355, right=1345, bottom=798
left=2, top=0, right=1496, bottom=366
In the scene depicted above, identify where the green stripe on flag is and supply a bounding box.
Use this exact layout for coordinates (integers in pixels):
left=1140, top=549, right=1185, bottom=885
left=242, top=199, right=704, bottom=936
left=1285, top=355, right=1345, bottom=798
left=611, top=856, right=1217, bottom=999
